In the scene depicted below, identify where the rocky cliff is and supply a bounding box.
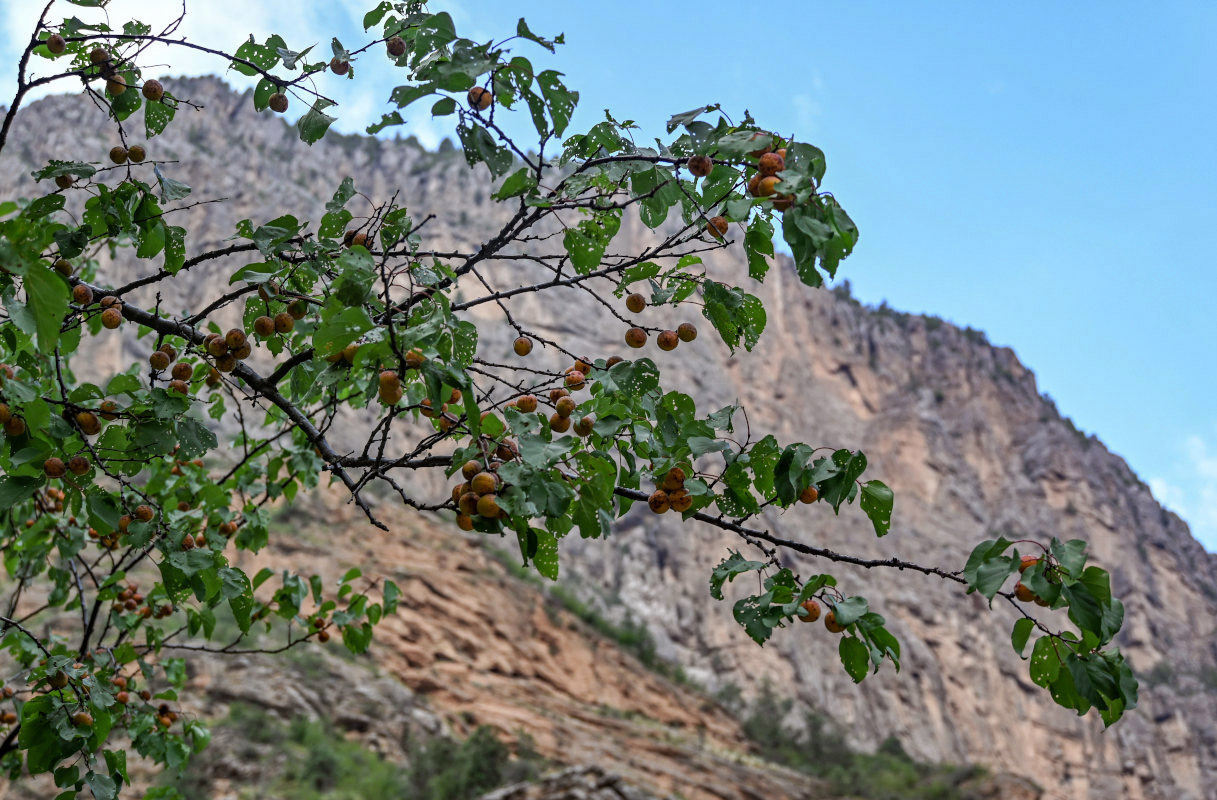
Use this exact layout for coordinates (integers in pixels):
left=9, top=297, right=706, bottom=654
left=3, top=77, right=1216, bottom=800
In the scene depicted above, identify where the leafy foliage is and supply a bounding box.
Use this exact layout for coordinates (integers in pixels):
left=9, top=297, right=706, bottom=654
left=0, top=0, right=1134, bottom=793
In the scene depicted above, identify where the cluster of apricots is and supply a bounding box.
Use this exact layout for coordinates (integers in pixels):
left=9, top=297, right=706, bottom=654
left=109, top=581, right=171, bottom=621
left=452, top=454, right=512, bottom=531
left=621, top=293, right=698, bottom=352
left=1013, top=555, right=1051, bottom=606
left=746, top=142, right=793, bottom=211
left=646, top=467, right=696, bottom=515
left=9, top=652, right=184, bottom=731
left=693, top=135, right=795, bottom=244
left=108, top=143, right=146, bottom=165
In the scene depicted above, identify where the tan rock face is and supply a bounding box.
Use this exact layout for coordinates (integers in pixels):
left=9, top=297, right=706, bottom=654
left=3, top=77, right=1216, bottom=800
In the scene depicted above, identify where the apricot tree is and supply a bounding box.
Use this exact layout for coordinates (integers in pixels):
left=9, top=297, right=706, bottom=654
left=0, top=1, right=1137, bottom=796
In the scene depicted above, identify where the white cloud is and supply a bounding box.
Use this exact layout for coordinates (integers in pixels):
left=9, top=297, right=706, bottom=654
left=1149, top=431, right=1217, bottom=552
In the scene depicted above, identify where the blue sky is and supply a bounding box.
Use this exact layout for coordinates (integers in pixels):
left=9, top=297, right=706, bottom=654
left=3, top=1, right=1215, bottom=550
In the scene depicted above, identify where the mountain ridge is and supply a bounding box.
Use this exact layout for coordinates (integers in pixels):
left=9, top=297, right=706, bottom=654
left=2, top=76, right=1216, bottom=799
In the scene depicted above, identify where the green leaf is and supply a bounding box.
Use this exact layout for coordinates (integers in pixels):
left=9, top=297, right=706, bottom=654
left=0, top=475, right=44, bottom=507
left=830, top=596, right=868, bottom=627
left=859, top=480, right=893, bottom=536
left=153, top=165, right=191, bottom=202
left=839, top=636, right=870, bottom=683
left=1011, top=617, right=1034, bottom=657
left=297, top=99, right=337, bottom=145
left=145, top=93, right=176, bottom=137
left=1029, top=635, right=1062, bottom=688
left=492, top=167, right=538, bottom=200
left=531, top=528, right=559, bottom=580
left=536, top=70, right=576, bottom=136
left=23, top=263, right=70, bottom=350
left=710, top=551, right=765, bottom=600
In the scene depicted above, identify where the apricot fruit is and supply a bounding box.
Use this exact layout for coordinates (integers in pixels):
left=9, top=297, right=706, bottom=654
left=0, top=404, right=9, bottom=424
left=476, top=493, right=500, bottom=518
left=824, top=610, right=846, bottom=633
left=1014, top=582, right=1035, bottom=603
left=461, top=460, right=481, bottom=480
left=268, top=92, right=288, bottom=113
left=758, top=152, right=785, bottom=176
left=799, top=598, right=822, bottom=623
left=46, top=34, right=66, bottom=55
left=142, top=79, right=164, bottom=101
left=1018, top=555, right=1041, bottom=574
left=48, top=671, right=69, bottom=689
left=68, top=456, right=89, bottom=476
left=55, top=175, right=73, bottom=189
left=517, top=394, right=538, bottom=413
left=549, top=388, right=570, bottom=403
left=687, top=154, right=713, bottom=177
left=378, top=371, right=402, bottom=404
left=72, top=712, right=94, bottom=728
left=648, top=490, right=670, bottom=514
left=288, top=299, right=309, bottom=319
left=72, top=284, right=93, bottom=305
left=101, top=307, right=123, bottom=328
left=755, top=176, right=781, bottom=197
left=386, top=35, right=406, bottom=57
left=89, top=48, right=110, bottom=65
left=573, top=416, right=594, bottom=437
left=232, top=342, right=252, bottom=360
left=669, top=489, right=693, bottom=513
left=135, top=505, right=154, bottom=522
left=549, top=413, right=571, bottom=433
left=329, top=56, right=349, bottom=75
left=44, top=458, right=66, bottom=478
left=106, top=75, right=127, bottom=96
left=404, top=349, right=425, bottom=369
left=213, top=354, right=237, bottom=373
left=471, top=471, right=498, bottom=495
left=468, top=86, right=492, bottom=110
left=513, top=336, right=532, bottom=356
left=274, top=312, right=294, bottom=334
left=555, top=396, right=577, bottom=418
left=564, top=370, right=586, bottom=390
left=606, top=356, right=624, bottom=367
left=799, top=486, right=818, bottom=504
left=99, top=400, right=119, bottom=420
left=149, top=350, right=170, bottom=371
left=626, top=293, right=646, bottom=313
left=707, top=216, right=729, bottom=239
left=662, top=467, right=686, bottom=491
left=656, top=330, right=679, bottom=351
left=677, top=322, right=697, bottom=342
left=625, top=327, right=647, bottom=348
left=456, top=513, right=474, bottom=531
left=225, top=329, right=246, bottom=350
left=75, top=411, right=100, bottom=434
left=458, top=492, right=479, bottom=516
left=127, top=145, right=145, bottom=163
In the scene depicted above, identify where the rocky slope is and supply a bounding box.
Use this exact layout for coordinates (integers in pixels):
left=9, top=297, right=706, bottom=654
left=3, top=77, right=1217, bottom=799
